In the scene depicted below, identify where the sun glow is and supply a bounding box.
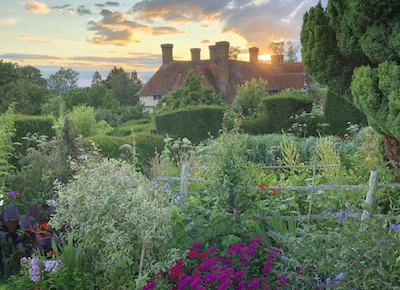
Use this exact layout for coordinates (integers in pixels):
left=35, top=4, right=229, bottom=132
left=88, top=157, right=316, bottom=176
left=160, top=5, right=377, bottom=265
left=259, top=54, right=271, bottom=61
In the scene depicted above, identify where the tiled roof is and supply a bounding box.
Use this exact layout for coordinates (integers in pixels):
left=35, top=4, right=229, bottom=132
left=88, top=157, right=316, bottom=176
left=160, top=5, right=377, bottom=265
left=136, top=59, right=307, bottom=104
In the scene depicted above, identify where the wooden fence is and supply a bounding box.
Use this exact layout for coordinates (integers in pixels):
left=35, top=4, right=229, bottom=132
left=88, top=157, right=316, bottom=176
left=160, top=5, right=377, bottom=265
left=157, top=163, right=400, bottom=221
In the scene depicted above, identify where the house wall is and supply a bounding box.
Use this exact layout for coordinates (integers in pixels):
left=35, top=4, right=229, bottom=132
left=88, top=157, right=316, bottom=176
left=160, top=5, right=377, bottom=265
left=139, top=95, right=162, bottom=112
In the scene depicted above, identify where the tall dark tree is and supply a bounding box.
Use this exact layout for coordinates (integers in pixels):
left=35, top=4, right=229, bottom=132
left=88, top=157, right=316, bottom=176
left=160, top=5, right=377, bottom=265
left=301, top=1, right=400, bottom=171
left=228, top=46, right=241, bottom=60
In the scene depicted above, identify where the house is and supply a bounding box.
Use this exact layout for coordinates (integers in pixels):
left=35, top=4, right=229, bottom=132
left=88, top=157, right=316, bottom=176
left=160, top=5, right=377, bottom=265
left=136, top=41, right=309, bottom=112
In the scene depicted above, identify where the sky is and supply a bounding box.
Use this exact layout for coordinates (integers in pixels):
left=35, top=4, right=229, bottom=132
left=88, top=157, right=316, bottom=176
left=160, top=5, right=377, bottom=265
left=0, top=0, right=327, bottom=87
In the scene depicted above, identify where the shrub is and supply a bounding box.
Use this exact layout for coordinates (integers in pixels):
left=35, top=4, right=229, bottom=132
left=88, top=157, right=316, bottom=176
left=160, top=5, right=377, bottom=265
left=90, top=133, right=164, bottom=169
left=115, top=122, right=156, bottom=137
left=324, top=90, right=367, bottom=136
left=49, top=159, right=173, bottom=288
left=155, top=105, right=226, bottom=144
left=260, top=90, right=313, bottom=133
left=12, top=114, right=55, bottom=156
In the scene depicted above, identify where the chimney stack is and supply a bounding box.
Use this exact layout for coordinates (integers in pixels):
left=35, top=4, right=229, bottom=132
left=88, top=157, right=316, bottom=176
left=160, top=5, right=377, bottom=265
left=271, top=54, right=284, bottom=65
left=249, top=47, right=259, bottom=65
left=216, top=41, right=229, bottom=97
left=161, top=44, right=173, bottom=65
left=191, top=48, right=201, bottom=61
left=209, top=45, right=217, bottom=61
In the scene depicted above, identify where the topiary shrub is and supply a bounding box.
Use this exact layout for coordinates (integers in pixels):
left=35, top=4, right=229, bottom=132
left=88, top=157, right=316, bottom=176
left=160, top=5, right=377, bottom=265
left=324, top=90, right=367, bottom=137
left=89, top=133, right=164, bottom=169
left=48, top=159, right=173, bottom=288
left=115, top=122, right=156, bottom=137
left=260, top=90, right=313, bottom=133
left=155, top=105, right=225, bottom=144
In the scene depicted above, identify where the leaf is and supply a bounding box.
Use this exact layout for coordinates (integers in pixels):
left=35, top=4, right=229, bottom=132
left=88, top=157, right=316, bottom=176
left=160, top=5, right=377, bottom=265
left=298, top=172, right=307, bottom=182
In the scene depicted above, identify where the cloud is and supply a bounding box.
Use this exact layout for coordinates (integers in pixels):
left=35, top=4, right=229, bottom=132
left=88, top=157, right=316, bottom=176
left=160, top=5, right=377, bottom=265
left=0, top=53, right=62, bottom=60
left=50, top=4, right=71, bottom=9
left=77, top=5, right=92, bottom=16
left=87, top=9, right=184, bottom=46
left=19, top=34, right=34, bottom=38
left=21, top=1, right=50, bottom=14
left=29, top=39, right=57, bottom=43
left=68, top=10, right=76, bottom=15
left=129, top=0, right=319, bottom=50
left=1, top=18, right=16, bottom=25
left=200, top=39, right=210, bottom=44
left=95, top=2, right=120, bottom=8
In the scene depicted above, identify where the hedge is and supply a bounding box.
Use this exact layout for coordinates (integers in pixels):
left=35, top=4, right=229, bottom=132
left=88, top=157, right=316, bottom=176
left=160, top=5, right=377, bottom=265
left=324, top=90, right=367, bottom=137
left=12, top=115, right=56, bottom=155
left=241, top=95, right=313, bottom=135
left=115, top=122, right=157, bottom=137
left=155, top=105, right=226, bottom=144
left=90, top=132, right=164, bottom=169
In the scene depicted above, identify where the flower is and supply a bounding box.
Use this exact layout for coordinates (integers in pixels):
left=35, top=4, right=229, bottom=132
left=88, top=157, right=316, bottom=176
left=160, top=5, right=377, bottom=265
left=390, top=224, right=400, bottom=232
left=334, top=273, right=345, bottom=284
left=208, top=247, right=217, bottom=254
left=7, top=191, right=16, bottom=199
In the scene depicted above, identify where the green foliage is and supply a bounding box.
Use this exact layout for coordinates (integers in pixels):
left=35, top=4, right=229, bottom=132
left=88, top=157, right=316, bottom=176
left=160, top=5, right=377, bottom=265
left=0, top=60, right=20, bottom=86
left=260, top=89, right=313, bottom=133
left=228, top=46, right=241, bottom=60
left=12, top=115, right=55, bottom=156
left=68, top=105, right=113, bottom=137
left=90, top=132, right=164, bottom=169
left=115, top=121, right=156, bottom=137
left=155, top=105, right=225, bottom=144
left=156, top=69, right=222, bottom=111
left=234, top=78, right=268, bottom=116
left=324, top=89, right=367, bottom=136
left=49, top=159, right=173, bottom=288
left=0, top=79, right=51, bottom=115
left=18, top=65, right=47, bottom=87
left=41, top=96, right=66, bottom=118
left=47, top=67, right=79, bottom=97
left=0, top=105, right=15, bottom=177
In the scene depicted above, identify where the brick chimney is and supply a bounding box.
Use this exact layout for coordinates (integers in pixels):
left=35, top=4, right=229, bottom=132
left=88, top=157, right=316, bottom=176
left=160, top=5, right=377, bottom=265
left=161, top=44, right=173, bottom=65
left=216, top=41, right=229, bottom=97
left=271, top=54, right=284, bottom=64
left=209, top=45, right=217, bottom=61
left=191, top=48, right=201, bottom=61
left=249, top=47, right=259, bottom=65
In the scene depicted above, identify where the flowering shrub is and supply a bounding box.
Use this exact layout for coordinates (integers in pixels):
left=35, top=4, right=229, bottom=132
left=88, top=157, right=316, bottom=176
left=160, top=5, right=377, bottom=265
left=143, top=237, right=340, bottom=290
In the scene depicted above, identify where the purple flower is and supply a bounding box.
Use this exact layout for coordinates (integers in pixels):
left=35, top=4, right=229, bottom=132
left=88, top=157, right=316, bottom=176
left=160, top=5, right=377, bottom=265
left=191, top=242, right=202, bottom=251
left=142, top=282, right=155, bottom=290
left=208, top=247, right=217, bottom=254
left=7, top=191, right=16, bottom=199
left=390, top=224, right=400, bottom=232
left=251, top=237, right=261, bottom=243
left=262, top=260, right=272, bottom=274
left=190, top=277, right=203, bottom=289
left=247, top=279, right=260, bottom=290
left=334, top=273, right=345, bottom=284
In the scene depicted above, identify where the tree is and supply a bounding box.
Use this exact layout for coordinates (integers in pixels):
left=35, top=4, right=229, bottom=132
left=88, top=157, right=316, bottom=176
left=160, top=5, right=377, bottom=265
left=285, top=41, right=299, bottom=62
left=91, top=71, right=102, bottom=86
left=301, top=1, right=400, bottom=171
left=0, top=60, right=20, bottom=86
left=268, top=42, right=285, bottom=55
left=229, top=46, right=241, bottom=60
left=18, top=65, right=47, bottom=87
left=233, top=78, right=268, bottom=116
left=156, top=69, right=222, bottom=111
left=47, top=67, right=79, bottom=97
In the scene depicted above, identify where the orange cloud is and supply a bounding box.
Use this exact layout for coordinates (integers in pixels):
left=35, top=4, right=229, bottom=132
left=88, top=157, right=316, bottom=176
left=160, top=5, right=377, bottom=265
left=21, top=1, right=50, bottom=14
left=1, top=18, right=16, bottom=25
left=19, top=34, right=34, bottom=38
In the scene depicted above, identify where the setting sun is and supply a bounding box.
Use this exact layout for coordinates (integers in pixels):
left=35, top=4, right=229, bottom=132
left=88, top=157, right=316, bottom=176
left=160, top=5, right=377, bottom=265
left=259, top=54, right=271, bottom=61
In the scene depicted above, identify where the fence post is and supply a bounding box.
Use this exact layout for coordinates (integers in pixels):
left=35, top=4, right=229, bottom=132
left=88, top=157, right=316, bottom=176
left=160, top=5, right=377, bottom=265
left=362, top=170, right=378, bottom=219
left=179, top=163, right=191, bottom=205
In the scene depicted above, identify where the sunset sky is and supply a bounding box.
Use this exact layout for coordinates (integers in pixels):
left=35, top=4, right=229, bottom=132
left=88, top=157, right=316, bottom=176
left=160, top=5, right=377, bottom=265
left=0, top=0, right=327, bottom=86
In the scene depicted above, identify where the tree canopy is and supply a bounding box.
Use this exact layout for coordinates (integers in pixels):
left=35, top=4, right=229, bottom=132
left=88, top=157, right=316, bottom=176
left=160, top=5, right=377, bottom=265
left=156, top=69, right=222, bottom=111
left=47, top=67, right=79, bottom=97
left=301, top=0, right=400, bottom=169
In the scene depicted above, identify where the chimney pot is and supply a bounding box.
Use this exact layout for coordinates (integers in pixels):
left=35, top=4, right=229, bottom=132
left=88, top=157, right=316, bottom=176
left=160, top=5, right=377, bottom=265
left=271, top=54, right=284, bottom=65
left=209, top=45, right=217, bottom=61
left=161, top=44, right=173, bottom=65
left=216, top=41, right=230, bottom=97
left=190, top=48, right=201, bottom=61
left=249, top=47, right=259, bottom=65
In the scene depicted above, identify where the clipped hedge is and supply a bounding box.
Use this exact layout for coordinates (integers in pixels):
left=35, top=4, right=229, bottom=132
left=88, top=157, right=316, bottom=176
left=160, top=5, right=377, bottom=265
left=12, top=115, right=56, bottom=155
left=260, top=94, right=313, bottom=133
left=324, top=90, right=367, bottom=137
left=155, top=105, right=226, bottom=144
left=115, top=122, right=157, bottom=137
left=90, top=132, right=164, bottom=169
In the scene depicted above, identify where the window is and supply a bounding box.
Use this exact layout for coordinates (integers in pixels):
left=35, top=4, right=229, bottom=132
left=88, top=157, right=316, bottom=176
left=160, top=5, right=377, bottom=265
left=212, top=68, right=217, bottom=73
left=153, top=95, right=162, bottom=100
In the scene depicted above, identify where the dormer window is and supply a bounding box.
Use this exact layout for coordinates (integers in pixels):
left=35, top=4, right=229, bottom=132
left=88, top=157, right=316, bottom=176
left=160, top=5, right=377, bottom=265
left=212, top=68, right=217, bottom=73
left=153, top=95, right=162, bottom=100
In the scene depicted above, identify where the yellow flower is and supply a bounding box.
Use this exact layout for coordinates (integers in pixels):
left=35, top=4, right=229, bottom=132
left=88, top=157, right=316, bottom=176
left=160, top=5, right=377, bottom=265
left=195, top=171, right=200, bottom=176
left=365, top=157, right=371, bottom=162
left=355, top=167, right=358, bottom=171
left=190, top=196, right=195, bottom=202
left=300, top=162, right=305, bottom=166
left=260, top=172, right=266, bottom=177
left=188, top=181, right=191, bottom=186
